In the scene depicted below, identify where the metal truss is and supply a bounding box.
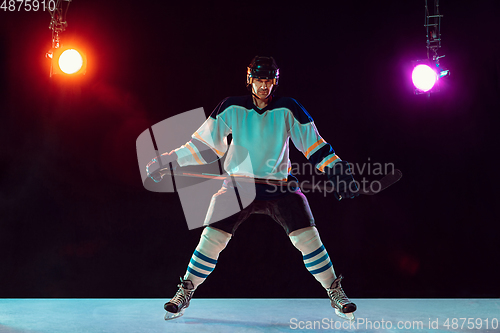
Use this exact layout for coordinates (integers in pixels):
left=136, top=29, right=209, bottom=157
left=48, top=0, right=73, bottom=49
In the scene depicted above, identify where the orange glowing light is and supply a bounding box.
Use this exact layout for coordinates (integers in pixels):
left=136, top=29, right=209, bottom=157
left=49, top=46, right=87, bottom=77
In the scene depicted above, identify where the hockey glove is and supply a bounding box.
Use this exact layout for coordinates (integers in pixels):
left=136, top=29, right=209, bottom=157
left=328, top=160, right=359, bottom=200
left=146, top=152, right=178, bottom=183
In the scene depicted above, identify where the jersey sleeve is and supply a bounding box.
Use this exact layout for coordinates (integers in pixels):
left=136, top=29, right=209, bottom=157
left=287, top=99, right=342, bottom=176
left=173, top=98, right=232, bottom=167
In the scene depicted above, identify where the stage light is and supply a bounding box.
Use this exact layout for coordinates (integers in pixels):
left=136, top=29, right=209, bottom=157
left=49, top=46, right=87, bottom=76
left=412, top=64, right=437, bottom=92
left=411, top=60, right=449, bottom=95
left=411, top=0, right=450, bottom=95
left=46, top=0, right=88, bottom=77
left=59, top=49, right=83, bottom=74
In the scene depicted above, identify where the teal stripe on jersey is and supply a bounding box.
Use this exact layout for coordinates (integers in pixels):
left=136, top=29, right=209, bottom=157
left=303, top=245, right=325, bottom=260
left=308, top=261, right=333, bottom=275
left=194, top=250, right=217, bottom=265
left=304, top=253, right=330, bottom=268
left=190, top=258, right=214, bottom=272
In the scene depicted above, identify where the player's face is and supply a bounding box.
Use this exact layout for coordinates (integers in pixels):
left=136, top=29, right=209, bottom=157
left=252, top=78, right=274, bottom=100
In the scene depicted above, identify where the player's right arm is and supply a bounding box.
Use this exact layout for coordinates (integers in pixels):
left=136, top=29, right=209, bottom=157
left=173, top=98, right=231, bottom=167
left=146, top=151, right=178, bottom=183
left=146, top=98, right=232, bottom=182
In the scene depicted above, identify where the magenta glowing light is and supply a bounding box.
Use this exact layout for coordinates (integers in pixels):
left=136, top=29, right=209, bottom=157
left=412, top=64, right=438, bottom=92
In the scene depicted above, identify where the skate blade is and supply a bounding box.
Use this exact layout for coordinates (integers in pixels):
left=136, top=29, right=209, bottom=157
left=335, top=308, right=355, bottom=321
left=164, top=310, right=184, bottom=321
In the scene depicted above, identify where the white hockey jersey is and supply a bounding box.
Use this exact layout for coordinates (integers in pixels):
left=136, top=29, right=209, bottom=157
left=173, top=95, right=341, bottom=181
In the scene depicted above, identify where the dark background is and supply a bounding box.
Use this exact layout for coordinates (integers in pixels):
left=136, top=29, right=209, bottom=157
left=0, top=0, right=499, bottom=299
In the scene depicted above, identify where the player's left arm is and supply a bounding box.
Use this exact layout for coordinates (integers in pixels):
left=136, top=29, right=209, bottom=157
left=287, top=99, right=358, bottom=200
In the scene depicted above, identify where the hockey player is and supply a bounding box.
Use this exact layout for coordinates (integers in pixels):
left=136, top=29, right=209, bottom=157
left=146, top=56, right=359, bottom=321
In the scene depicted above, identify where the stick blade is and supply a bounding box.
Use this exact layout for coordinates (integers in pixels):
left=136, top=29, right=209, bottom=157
left=359, top=169, right=402, bottom=195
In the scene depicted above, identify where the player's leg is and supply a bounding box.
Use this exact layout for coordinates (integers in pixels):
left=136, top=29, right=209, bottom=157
left=164, top=226, right=231, bottom=319
left=183, top=226, right=232, bottom=288
left=164, top=182, right=252, bottom=320
left=289, top=226, right=356, bottom=320
left=269, top=189, right=357, bottom=320
left=288, top=226, right=336, bottom=288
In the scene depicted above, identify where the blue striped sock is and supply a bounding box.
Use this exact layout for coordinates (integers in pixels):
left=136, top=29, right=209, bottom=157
left=303, top=245, right=334, bottom=276
left=289, top=227, right=336, bottom=289
left=183, top=227, right=231, bottom=288
left=186, top=249, right=217, bottom=279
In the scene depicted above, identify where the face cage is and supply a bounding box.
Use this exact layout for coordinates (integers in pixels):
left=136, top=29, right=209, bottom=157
left=247, top=76, right=278, bottom=86
left=246, top=65, right=279, bottom=86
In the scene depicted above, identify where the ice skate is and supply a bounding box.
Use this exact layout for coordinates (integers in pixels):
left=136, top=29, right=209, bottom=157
left=164, top=277, right=195, bottom=320
left=326, top=275, right=356, bottom=321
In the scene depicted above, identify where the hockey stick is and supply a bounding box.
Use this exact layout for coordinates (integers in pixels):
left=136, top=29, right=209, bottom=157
left=155, top=168, right=402, bottom=196
left=262, top=169, right=402, bottom=196
left=354, top=168, right=402, bottom=195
